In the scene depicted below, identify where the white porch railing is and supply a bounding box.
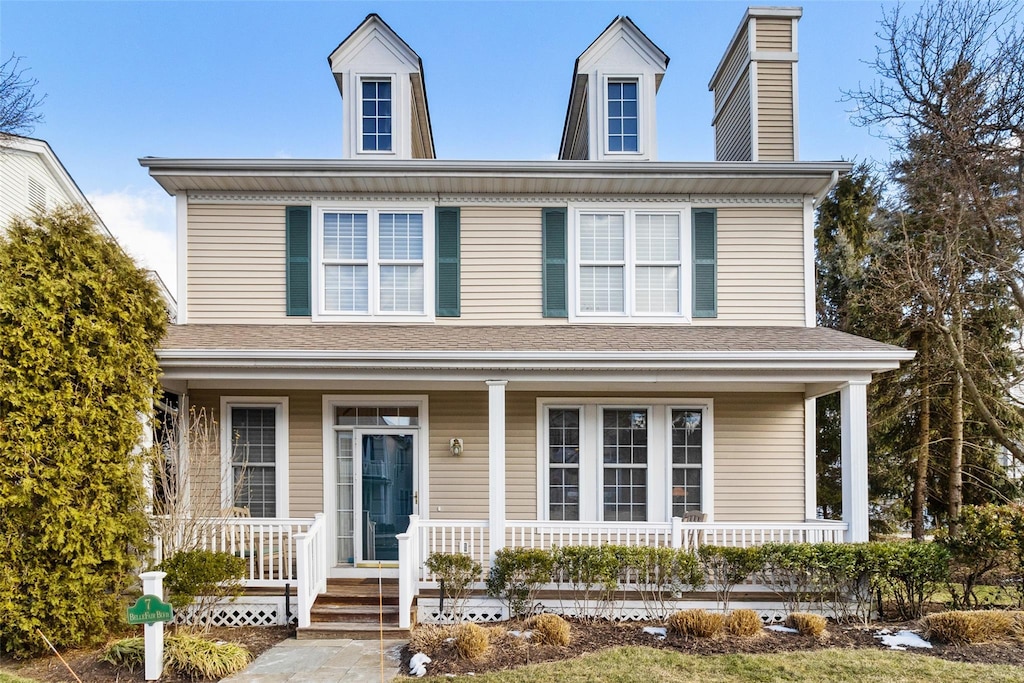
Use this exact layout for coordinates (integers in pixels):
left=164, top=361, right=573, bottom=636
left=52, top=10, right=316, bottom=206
left=152, top=516, right=316, bottom=587
left=397, top=517, right=850, bottom=627
left=295, top=513, right=328, bottom=629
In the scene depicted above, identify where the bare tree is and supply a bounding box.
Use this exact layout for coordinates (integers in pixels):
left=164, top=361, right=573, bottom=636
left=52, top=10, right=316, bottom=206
left=847, top=0, right=1024, bottom=529
left=0, top=55, right=45, bottom=139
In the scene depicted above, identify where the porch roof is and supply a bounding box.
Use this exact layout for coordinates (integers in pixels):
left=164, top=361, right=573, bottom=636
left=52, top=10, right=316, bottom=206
left=160, top=324, right=910, bottom=372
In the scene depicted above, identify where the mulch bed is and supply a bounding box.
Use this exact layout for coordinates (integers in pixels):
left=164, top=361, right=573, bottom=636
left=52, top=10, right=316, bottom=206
left=1, top=626, right=292, bottom=682
left=402, top=618, right=1024, bottom=677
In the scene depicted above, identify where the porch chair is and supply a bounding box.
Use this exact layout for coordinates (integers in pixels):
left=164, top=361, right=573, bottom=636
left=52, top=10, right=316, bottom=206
left=682, top=510, right=707, bottom=549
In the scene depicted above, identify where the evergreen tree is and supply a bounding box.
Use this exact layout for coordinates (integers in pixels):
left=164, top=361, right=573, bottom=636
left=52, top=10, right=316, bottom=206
left=0, top=206, right=167, bottom=656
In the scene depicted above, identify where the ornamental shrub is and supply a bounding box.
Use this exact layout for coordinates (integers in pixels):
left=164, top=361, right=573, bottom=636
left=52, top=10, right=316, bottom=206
left=698, top=545, right=763, bottom=611
left=0, top=206, right=167, bottom=656
left=618, top=545, right=704, bottom=620
left=552, top=545, right=621, bottom=620
left=871, top=541, right=949, bottom=619
left=666, top=609, right=724, bottom=638
left=724, top=609, right=764, bottom=637
left=425, top=552, right=482, bottom=623
left=936, top=505, right=1018, bottom=608
left=486, top=548, right=554, bottom=619
left=526, top=613, right=571, bottom=645
left=453, top=622, right=490, bottom=659
left=160, top=549, right=246, bottom=629
left=922, top=610, right=1019, bottom=645
left=786, top=612, right=827, bottom=638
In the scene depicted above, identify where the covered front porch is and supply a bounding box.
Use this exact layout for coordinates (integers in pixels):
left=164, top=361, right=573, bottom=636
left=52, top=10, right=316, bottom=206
left=155, top=324, right=912, bottom=629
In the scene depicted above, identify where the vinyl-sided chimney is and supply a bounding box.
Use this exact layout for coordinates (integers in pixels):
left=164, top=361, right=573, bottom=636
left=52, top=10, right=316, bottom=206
left=709, top=7, right=801, bottom=161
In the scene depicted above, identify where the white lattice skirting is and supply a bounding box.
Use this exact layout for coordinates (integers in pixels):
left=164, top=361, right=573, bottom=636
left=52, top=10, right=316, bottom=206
left=417, top=597, right=819, bottom=625
left=173, top=596, right=290, bottom=627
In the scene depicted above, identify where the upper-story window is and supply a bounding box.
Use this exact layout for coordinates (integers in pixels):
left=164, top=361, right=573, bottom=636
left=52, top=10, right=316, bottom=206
left=607, top=80, right=639, bottom=153
left=315, top=205, right=433, bottom=320
left=361, top=78, right=393, bottom=152
left=573, top=206, right=687, bottom=320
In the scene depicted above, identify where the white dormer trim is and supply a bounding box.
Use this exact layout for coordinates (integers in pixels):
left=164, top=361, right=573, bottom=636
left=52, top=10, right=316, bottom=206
left=559, top=17, right=668, bottom=161
left=328, top=14, right=432, bottom=160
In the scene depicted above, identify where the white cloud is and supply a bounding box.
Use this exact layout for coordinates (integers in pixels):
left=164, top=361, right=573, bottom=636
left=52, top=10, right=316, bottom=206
left=87, top=189, right=177, bottom=295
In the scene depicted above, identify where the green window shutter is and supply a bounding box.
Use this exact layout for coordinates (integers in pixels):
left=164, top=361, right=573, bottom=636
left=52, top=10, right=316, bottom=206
left=542, top=208, right=569, bottom=318
left=692, top=208, right=717, bottom=318
left=435, top=207, right=460, bottom=317
left=285, top=206, right=311, bottom=316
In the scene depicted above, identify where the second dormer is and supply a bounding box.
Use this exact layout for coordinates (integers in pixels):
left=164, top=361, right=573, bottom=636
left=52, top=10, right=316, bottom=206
left=328, top=14, right=435, bottom=160
left=559, top=17, right=669, bottom=161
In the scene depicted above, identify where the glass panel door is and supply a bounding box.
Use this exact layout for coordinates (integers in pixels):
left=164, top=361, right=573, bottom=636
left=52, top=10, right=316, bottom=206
left=359, top=432, right=414, bottom=562
left=336, top=431, right=355, bottom=564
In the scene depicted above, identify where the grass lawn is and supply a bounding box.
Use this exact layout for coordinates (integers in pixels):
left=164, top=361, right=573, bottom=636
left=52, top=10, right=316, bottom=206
left=0, top=673, right=39, bottom=683
left=435, top=646, right=1024, bottom=682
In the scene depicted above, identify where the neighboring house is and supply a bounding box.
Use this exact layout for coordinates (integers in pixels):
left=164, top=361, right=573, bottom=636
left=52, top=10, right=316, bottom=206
left=143, top=9, right=913, bottom=631
left=0, top=134, right=177, bottom=321
left=0, top=134, right=112, bottom=235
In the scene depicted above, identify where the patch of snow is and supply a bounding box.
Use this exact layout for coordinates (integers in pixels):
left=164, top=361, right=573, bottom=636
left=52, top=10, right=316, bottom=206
left=874, top=629, right=933, bottom=651
left=410, top=652, right=432, bottom=677
left=642, top=626, right=667, bottom=640
left=508, top=629, right=534, bottom=640
left=766, top=625, right=800, bottom=634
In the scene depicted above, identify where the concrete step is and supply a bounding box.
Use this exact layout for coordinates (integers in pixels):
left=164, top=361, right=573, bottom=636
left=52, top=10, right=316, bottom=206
left=296, top=622, right=411, bottom=640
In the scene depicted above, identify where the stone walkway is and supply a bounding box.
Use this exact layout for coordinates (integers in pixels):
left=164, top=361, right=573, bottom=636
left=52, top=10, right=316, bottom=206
left=220, top=638, right=406, bottom=682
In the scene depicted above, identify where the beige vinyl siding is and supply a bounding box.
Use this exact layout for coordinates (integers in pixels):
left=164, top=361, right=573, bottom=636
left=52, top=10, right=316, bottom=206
left=756, top=62, right=796, bottom=161
left=714, top=393, right=804, bottom=521
left=443, top=206, right=545, bottom=324
left=694, top=205, right=805, bottom=326
left=187, top=203, right=298, bottom=323
left=714, top=72, right=753, bottom=162
left=428, top=391, right=489, bottom=519
left=712, top=25, right=749, bottom=112
left=754, top=17, right=793, bottom=52
left=288, top=392, right=324, bottom=517
left=506, top=392, right=539, bottom=519
left=180, top=389, right=806, bottom=524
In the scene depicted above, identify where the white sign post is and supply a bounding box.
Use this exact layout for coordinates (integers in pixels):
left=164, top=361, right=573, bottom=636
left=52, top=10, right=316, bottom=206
left=138, top=571, right=168, bottom=681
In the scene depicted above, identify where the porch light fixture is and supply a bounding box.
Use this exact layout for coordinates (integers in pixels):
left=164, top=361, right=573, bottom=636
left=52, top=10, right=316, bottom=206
left=449, top=438, right=464, bottom=457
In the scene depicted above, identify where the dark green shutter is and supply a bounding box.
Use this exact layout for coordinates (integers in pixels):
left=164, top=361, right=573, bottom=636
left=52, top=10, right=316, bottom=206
left=285, top=206, right=311, bottom=316
left=542, top=208, right=568, bottom=318
left=692, top=208, right=717, bottom=318
left=435, top=207, right=460, bottom=317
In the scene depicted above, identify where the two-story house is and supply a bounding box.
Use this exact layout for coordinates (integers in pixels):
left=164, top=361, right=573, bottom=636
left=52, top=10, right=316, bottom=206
left=143, top=10, right=912, bottom=632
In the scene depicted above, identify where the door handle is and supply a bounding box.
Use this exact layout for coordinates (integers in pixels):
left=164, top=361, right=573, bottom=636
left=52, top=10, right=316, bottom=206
left=414, top=491, right=419, bottom=505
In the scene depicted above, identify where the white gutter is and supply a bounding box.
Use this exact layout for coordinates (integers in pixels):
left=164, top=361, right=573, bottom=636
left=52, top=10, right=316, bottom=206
left=813, top=169, right=840, bottom=206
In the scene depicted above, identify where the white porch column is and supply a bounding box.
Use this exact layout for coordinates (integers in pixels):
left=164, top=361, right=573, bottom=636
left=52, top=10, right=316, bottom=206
left=487, top=380, right=508, bottom=559
left=840, top=381, right=870, bottom=542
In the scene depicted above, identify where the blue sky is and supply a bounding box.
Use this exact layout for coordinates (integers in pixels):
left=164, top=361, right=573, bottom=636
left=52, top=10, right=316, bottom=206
left=3, top=1, right=908, bottom=292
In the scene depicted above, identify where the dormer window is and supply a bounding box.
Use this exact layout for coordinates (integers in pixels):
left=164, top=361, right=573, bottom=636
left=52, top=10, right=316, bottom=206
left=558, top=17, right=667, bottom=161
left=361, top=78, right=393, bottom=152
left=607, top=80, right=639, bottom=153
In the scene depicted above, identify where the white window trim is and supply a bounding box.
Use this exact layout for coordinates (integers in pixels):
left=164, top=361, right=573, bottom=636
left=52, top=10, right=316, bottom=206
left=321, top=395, right=429, bottom=573
left=568, top=202, right=692, bottom=323
left=311, top=201, right=436, bottom=323
left=356, top=74, right=397, bottom=156
left=537, top=398, right=714, bottom=523
left=602, top=74, right=644, bottom=157
left=220, top=396, right=289, bottom=518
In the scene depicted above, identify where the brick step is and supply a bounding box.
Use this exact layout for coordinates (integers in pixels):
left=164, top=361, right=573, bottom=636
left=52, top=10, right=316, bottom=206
left=296, top=622, right=410, bottom=640
left=310, top=604, right=401, bottom=624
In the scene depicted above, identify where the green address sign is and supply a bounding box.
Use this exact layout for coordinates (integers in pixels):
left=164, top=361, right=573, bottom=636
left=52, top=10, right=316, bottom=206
left=127, top=594, right=173, bottom=625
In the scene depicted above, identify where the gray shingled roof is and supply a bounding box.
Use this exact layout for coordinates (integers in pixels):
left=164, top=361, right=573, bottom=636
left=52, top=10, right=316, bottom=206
left=160, top=324, right=903, bottom=355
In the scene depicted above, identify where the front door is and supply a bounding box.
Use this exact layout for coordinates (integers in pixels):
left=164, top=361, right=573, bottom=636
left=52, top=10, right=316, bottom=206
left=331, top=402, right=420, bottom=567
left=357, top=431, right=414, bottom=562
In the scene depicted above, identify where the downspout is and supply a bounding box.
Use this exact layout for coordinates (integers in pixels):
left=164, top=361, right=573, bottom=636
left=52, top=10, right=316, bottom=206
left=813, top=170, right=839, bottom=206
